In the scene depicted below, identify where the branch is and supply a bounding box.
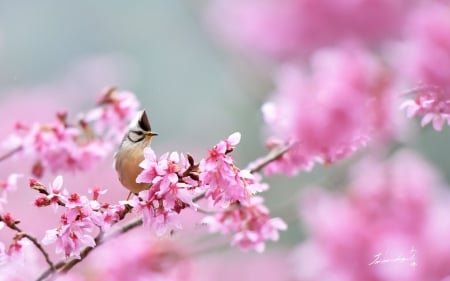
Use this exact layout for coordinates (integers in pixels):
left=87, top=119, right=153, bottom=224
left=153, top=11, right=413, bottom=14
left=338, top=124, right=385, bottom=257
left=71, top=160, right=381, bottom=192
left=247, top=144, right=291, bottom=173
left=0, top=146, right=22, bottom=162
left=0, top=216, right=55, bottom=271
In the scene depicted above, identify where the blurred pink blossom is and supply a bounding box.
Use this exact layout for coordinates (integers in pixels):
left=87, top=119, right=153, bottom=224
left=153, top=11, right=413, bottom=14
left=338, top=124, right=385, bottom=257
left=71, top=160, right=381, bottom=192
left=395, top=3, right=450, bottom=130
left=396, top=2, right=450, bottom=94
left=195, top=250, right=292, bottom=281
left=76, top=230, right=191, bottom=281
left=262, top=44, right=394, bottom=175
left=1, top=88, right=140, bottom=178
left=207, top=0, right=410, bottom=59
left=293, top=150, right=450, bottom=281
left=202, top=196, right=287, bottom=253
left=84, top=87, right=141, bottom=142
left=0, top=174, right=21, bottom=212
left=0, top=240, right=43, bottom=281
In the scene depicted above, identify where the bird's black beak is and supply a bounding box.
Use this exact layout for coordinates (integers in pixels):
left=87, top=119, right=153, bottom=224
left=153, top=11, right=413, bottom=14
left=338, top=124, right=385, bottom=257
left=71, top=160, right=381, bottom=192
left=144, top=131, right=158, bottom=137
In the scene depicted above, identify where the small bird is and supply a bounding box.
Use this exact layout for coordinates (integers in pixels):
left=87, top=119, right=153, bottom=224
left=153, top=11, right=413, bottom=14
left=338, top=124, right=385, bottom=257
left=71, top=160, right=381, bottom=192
left=114, top=110, right=158, bottom=194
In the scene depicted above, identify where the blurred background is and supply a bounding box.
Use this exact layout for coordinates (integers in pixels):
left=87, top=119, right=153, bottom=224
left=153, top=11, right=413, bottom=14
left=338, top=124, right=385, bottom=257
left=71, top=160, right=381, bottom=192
left=1, top=1, right=450, bottom=280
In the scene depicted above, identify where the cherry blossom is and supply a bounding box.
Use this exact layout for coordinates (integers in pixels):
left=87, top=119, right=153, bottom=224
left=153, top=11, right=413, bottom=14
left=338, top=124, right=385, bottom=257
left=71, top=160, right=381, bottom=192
left=1, top=89, right=140, bottom=178
left=199, top=132, right=252, bottom=207
left=132, top=149, right=200, bottom=235
left=207, top=0, right=411, bottom=59
left=0, top=240, right=42, bottom=280
left=0, top=174, right=21, bottom=211
left=202, top=196, right=287, bottom=252
left=293, top=150, right=450, bottom=281
left=43, top=218, right=96, bottom=259
left=395, top=3, right=450, bottom=131
left=261, top=44, right=394, bottom=175
left=401, top=87, right=450, bottom=131
left=84, top=87, right=140, bottom=142
left=36, top=176, right=125, bottom=258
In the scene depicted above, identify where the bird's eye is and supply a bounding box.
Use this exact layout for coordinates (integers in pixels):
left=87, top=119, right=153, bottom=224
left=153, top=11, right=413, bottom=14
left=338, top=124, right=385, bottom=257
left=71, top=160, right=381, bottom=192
left=127, top=130, right=144, bottom=143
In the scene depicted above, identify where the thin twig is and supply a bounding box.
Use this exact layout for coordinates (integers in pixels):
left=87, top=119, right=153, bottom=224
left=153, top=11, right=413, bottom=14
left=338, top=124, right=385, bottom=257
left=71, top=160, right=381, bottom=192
left=0, top=146, right=22, bottom=162
left=248, top=144, right=291, bottom=173
left=0, top=217, right=55, bottom=271
left=21, top=232, right=55, bottom=270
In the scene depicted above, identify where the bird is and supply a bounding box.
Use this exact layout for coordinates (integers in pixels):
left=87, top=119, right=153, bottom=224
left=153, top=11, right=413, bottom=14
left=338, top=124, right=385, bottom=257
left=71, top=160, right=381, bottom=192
left=114, top=110, right=158, bottom=194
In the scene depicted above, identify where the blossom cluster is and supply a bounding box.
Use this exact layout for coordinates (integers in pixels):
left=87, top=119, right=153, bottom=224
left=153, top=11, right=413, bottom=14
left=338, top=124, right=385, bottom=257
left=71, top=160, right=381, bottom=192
left=293, top=150, right=450, bottom=280
left=207, top=0, right=450, bottom=177
left=129, top=132, right=286, bottom=251
left=32, top=176, right=125, bottom=258
left=260, top=45, right=393, bottom=175
left=1, top=87, right=139, bottom=178
left=0, top=83, right=288, bottom=280
left=0, top=130, right=286, bottom=275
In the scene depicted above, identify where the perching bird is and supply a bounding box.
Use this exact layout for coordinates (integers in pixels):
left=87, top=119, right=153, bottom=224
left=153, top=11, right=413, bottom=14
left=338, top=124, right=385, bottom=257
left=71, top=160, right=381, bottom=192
left=114, top=110, right=158, bottom=194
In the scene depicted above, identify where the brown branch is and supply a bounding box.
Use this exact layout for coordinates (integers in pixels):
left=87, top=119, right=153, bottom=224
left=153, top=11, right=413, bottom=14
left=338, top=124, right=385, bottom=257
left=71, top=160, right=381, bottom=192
left=247, top=144, right=291, bottom=173
left=21, top=232, right=55, bottom=270
left=0, top=146, right=22, bottom=162
left=0, top=217, right=55, bottom=272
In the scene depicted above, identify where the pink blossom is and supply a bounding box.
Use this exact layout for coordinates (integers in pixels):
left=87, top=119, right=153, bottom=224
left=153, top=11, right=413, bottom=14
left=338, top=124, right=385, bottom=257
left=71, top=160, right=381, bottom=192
left=2, top=115, right=110, bottom=177
left=207, top=0, right=410, bottom=59
left=199, top=132, right=252, bottom=206
left=44, top=175, right=68, bottom=211
left=400, top=87, right=450, bottom=131
left=0, top=240, right=43, bottom=280
left=0, top=174, right=21, bottom=211
left=293, top=150, right=450, bottom=280
left=136, top=147, right=160, bottom=184
left=202, top=196, right=287, bottom=252
left=394, top=3, right=450, bottom=131
left=196, top=250, right=292, bottom=281
left=262, top=44, right=394, bottom=175
left=134, top=148, right=206, bottom=234
left=43, top=218, right=96, bottom=259
left=92, top=203, right=125, bottom=232
left=39, top=177, right=125, bottom=257
left=396, top=3, right=450, bottom=94
left=84, top=88, right=140, bottom=142
left=73, top=230, right=191, bottom=281
left=128, top=188, right=185, bottom=236
left=88, top=186, right=107, bottom=201
left=1, top=89, right=139, bottom=177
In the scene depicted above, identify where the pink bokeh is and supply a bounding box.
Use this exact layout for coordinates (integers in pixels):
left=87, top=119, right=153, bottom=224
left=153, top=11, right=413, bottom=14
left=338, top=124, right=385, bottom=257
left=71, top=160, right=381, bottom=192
left=207, top=0, right=411, bottom=60
left=294, top=150, right=450, bottom=281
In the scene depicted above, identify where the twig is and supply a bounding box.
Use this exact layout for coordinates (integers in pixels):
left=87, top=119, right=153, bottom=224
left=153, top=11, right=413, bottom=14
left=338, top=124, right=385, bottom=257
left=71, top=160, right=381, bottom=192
left=247, top=144, right=291, bottom=173
left=0, top=217, right=55, bottom=271
left=21, top=232, right=55, bottom=271
left=0, top=146, right=22, bottom=162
